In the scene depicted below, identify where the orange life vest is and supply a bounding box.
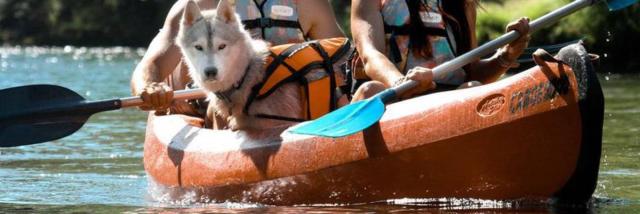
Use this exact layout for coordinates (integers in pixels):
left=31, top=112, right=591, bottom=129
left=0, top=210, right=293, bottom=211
left=244, top=37, right=352, bottom=121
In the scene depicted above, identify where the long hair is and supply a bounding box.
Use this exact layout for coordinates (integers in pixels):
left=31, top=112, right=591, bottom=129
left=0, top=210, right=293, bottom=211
left=406, top=0, right=432, bottom=58
left=407, top=0, right=474, bottom=58
left=442, top=0, right=474, bottom=54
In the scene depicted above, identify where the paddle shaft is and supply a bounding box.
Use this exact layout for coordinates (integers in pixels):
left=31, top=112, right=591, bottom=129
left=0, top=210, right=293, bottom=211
left=391, top=0, right=598, bottom=97
left=119, top=88, right=205, bottom=108
left=1, top=88, right=206, bottom=125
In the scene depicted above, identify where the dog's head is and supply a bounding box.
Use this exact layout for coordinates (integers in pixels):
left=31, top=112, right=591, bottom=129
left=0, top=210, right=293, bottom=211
left=177, top=0, right=261, bottom=92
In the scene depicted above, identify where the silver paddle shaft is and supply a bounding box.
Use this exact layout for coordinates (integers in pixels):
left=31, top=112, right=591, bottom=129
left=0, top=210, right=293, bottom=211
left=393, top=0, right=598, bottom=96
left=119, top=88, right=206, bottom=108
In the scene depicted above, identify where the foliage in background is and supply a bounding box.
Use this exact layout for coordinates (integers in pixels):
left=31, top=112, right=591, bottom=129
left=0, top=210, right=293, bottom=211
left=477, top=0, right=640, bottom=71
left=0, top=0, right=638, bottom=70
left=0, top=0, right=351, bottom=47
left=331, top=0, right=352, bottom=38
left=0, top=0, right=173, bottom=46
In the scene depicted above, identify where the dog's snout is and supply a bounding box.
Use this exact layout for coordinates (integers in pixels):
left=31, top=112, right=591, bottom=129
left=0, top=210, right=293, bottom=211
left=204, top=67, right=218, bottom=78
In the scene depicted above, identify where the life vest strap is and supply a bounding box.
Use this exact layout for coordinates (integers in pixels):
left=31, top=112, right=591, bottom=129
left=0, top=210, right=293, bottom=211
left=308, top=42, right=338, bottom=112
left=242, top=18, right=301, bottom=29
left=384, top=25, right=448, bottom=37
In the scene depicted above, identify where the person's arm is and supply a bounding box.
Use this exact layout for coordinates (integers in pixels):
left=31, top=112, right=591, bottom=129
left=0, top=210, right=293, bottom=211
left=466, top=20, right=530, bottom=83
left=297, top=0, right=345, bottom=39
left=351, top=0, right=434, bottom=97
left=130, top=0, right=216, bottom=111
left=351, top=0, right=402, bottom=87
left=465, top=1, right=530, bottom=83
left=131, top=0, right=188, bottom=96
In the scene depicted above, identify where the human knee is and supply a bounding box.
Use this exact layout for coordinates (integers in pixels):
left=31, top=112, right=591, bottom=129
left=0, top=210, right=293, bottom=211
left=360, top=81, right=386, bottom=97
left=351, top=81, right=386, bottom=101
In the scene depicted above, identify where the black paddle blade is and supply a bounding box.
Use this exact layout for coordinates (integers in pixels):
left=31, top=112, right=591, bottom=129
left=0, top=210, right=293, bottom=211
left=0, top=116, right=86, bottom=148
left=0, top=85, right=120, bottom=147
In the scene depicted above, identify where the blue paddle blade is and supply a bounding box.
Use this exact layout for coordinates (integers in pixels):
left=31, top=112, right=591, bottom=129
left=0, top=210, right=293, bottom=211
left=289, top=97, right=386, bottom=138
left=607, top=0, right=638, bottom=11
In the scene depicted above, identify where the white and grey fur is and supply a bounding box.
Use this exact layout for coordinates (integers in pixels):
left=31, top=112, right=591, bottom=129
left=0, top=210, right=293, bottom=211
left=176, top=0, right=303, bottom=130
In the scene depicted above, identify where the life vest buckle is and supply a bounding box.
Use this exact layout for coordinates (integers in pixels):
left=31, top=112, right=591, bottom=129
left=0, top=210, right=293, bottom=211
left=259, top=18, right=273, bottom=28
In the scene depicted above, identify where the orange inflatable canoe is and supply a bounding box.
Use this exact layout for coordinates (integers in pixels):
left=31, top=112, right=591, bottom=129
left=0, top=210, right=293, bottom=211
left=144, top=45, right=604, bottom=205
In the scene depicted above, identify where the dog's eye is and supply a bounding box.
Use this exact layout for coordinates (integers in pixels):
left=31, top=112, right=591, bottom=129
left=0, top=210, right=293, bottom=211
left=218, top=44, right=226, bottom=51
left=194, top=45, right=203, bottom=51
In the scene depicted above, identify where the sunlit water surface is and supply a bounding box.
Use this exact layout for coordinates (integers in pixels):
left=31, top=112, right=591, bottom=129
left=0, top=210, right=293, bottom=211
left=0, top=47, right=638, bottom=213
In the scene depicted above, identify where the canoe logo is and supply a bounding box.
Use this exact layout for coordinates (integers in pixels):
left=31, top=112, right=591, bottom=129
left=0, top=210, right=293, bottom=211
left=509, top=74, right=570, bottom=114
left=477, top=94, right=506, bottom=117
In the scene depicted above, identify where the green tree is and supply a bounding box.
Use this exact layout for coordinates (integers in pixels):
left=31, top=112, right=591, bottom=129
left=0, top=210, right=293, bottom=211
left=0, top=0, right=173, bottom=46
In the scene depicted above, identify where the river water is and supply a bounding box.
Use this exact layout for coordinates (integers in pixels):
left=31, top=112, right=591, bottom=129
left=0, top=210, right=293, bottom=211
left=0, top=47, right=638, bottom=213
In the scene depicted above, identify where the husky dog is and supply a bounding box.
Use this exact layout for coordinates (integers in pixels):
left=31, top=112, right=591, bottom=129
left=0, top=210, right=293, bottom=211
left=176, top=0, right=303, bottom=130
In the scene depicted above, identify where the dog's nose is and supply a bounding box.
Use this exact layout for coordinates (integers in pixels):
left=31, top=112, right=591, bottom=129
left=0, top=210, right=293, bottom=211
left=204, top=67, right=218, bottom=78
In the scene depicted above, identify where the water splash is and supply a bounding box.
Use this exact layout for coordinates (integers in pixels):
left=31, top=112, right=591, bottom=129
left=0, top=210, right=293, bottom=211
left=385, top=198, right=549, bottom=210
left=146, top=178, right=268, bottom=209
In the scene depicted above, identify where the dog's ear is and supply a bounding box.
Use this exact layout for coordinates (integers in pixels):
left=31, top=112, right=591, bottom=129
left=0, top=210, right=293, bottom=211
left=181, top=0, right=203, bottom=27
left=216, top=0, right=237, bottom=24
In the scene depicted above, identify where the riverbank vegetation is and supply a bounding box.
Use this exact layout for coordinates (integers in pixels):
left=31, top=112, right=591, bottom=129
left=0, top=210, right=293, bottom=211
left=1, top=0, right=637, bottom=71
left=477, top=0, right=640, bottom=71
left=0, top=0, right=173, bottom=46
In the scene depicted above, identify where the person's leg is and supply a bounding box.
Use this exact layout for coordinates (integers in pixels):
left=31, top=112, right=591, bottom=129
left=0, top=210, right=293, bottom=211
left=350, top=81, right=389, bottom=153
left=351, top=81, right=386, bottom=102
